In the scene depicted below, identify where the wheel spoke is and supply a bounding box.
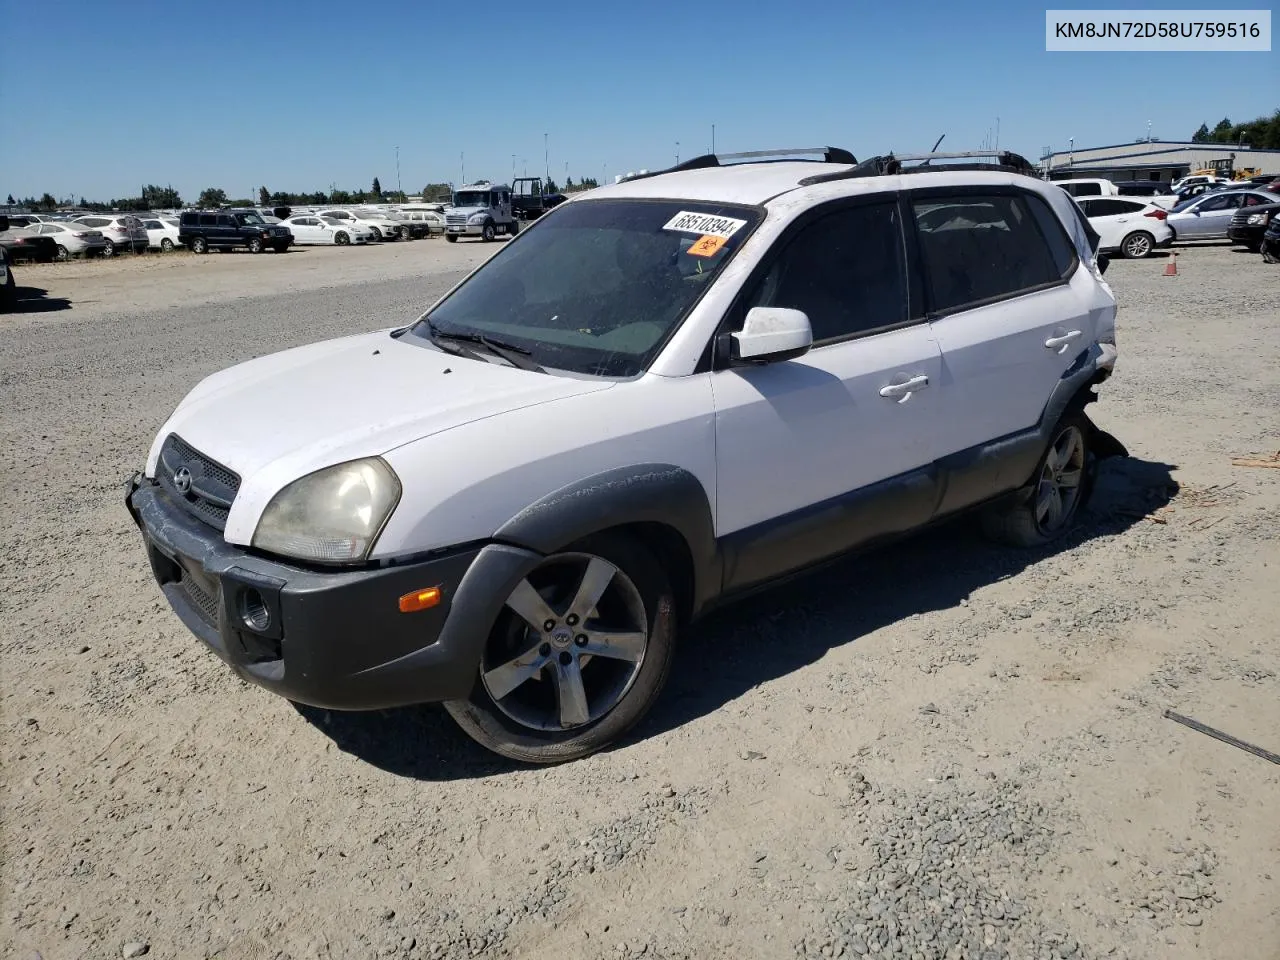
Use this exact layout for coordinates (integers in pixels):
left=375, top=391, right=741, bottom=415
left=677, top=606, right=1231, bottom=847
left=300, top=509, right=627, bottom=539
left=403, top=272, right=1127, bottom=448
left=483, top=647, right=548, bottom=700
left=1044, top=487, right=1064, bottom=529
left=1035, top=482, right=1054, bottom=522
left=554, top=657, right=590, bottom=727
left=506, top=578, right=558, bottom=631
left=581, top=631, right=647, bottom=663
left=568, top=557, right=615, bottom=622
left=1057, top=468, right=1083, bottom=490
left=1057, top=430, right=1079, bottom=471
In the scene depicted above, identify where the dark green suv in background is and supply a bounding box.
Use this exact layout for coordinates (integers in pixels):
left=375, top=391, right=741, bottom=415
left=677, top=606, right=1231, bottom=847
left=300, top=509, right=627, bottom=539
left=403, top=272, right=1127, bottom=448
left=178, top=209, right=292, bottom=254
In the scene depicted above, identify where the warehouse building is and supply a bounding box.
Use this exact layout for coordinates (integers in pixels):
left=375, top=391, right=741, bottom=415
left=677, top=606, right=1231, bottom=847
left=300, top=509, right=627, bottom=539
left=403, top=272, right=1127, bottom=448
left=1040, top=140, right=1280, bottom=183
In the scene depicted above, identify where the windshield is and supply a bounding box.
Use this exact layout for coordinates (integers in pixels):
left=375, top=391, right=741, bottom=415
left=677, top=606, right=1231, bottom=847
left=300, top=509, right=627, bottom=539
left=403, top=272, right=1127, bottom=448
left=410, top=199, right=760, bottom=377
left=235, top=212, right=266, bottom=225
left=453, top=191, right=491, bottom=208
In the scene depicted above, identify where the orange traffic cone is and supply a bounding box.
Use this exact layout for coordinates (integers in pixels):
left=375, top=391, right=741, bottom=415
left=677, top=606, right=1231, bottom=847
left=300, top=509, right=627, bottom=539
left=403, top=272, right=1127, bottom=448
left=1163, top=252, right=1178, bottom=276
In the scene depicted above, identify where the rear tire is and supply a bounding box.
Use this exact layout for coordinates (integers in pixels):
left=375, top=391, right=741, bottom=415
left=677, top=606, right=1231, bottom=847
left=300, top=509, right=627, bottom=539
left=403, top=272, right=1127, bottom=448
left=982, top=413, right=1094, bottom=547
left=508, top=219, right=519, bottom=237
left=190, top=237, right=208, bottom=254
left=101, top=242, right=117, bottom=258
left=160, top=238, right=175, bottom=252
left=1120, top=231, right=1154, bottom=259
left=445, top=534, right=676, bottom=764
left=55, top=244, right=70, bottom=262
left=1244, top=241, right=1261, bottom=253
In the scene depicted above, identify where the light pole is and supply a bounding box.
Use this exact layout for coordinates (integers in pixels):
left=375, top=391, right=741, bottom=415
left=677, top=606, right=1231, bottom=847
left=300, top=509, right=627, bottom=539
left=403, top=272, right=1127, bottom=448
left=1068, top=137, right=1074, bottom=168
left=544, top=132, right=549, bottom=182
left=461, top=152, right=465, bottom=185
left=395, top=145, right=401, bottom=196
left=711, top=124, right=716, bottom=154
left=512, top=154, right=516, bottom=181
left=675, top=141, right=680, bottom=165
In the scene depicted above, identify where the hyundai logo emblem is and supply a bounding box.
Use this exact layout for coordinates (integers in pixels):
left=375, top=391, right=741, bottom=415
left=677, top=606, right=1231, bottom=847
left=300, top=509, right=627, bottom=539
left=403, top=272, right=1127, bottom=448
left=173, top=467, right=193, bottom=494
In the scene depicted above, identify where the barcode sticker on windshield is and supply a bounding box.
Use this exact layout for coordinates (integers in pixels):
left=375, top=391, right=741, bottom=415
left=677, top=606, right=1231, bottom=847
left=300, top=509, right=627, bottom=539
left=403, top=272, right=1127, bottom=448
left=662, top=211, right=747, bottom=238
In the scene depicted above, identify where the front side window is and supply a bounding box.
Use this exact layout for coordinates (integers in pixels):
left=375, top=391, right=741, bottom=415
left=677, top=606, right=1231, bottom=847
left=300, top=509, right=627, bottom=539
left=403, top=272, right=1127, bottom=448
left=235, top=212, right=265, bottom=225
left=912, top=193, right=1066, bottom=314
left=216, top=215, right=235, bottom=227
left=412, top=199, right=761, bottom=377
left=741, top=201, right=907, bottom=342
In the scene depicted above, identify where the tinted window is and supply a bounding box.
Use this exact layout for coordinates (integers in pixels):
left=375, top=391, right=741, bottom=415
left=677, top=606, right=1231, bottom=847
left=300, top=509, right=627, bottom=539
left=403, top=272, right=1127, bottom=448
left=181, top=213, right=197, bottom=225
left=1243, top=194, right=1267, bottom=207
left=216, top=215, right=234, bottom=226
left=143, top=220, right=161, bottom=228
left=1197, top=194, right=1233, bottom=211
left=743, top=201, right=907, bottom=342
left=912, top=193, right=1065, bottom=314
left=1024, top=194, right=1078, bottom=276
left=199, top=214, right=217, bottom=226
left=1085, top=199, right=1138, bottom=217
left=80, top=217, right=109, bottom=227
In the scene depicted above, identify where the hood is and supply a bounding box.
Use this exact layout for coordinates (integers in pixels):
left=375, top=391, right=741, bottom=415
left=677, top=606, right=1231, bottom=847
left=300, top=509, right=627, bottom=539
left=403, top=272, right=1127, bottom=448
left=148, top=329, right=614, bottom=542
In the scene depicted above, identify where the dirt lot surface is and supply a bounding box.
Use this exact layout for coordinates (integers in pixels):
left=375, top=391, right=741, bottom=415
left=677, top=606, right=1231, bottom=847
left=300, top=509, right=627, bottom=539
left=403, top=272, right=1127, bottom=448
left=2, top=243, right=1278, bottom=960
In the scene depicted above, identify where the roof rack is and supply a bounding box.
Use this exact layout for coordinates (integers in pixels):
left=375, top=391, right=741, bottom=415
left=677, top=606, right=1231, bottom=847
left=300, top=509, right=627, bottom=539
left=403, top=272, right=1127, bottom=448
left=617, top=146, right=857, bottom=184
left=798, top=150, right=1038, bottom=186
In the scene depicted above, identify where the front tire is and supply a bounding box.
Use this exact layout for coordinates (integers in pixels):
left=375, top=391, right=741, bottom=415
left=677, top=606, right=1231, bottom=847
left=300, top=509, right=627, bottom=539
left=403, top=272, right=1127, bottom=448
left=982, top=413, right=1094, bottom=547
left=247, top=237, right=263, bottom=254
left=445, top=535, right=676, bottom=764
left=481, top=221, right=496, bottom=242
left=190, top=237, right=208, bottom=254
left=369, top=226, right=382, bottom=241
left=1120, top=231, right=1154, bottom=259
left=334, top=231, right=350, bottom=246
left=446, top=233, right=458, bottom=243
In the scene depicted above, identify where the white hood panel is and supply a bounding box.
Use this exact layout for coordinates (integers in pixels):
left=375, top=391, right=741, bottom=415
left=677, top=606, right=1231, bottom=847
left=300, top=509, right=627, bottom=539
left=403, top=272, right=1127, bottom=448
left=146, top=330, right=612, bottom=544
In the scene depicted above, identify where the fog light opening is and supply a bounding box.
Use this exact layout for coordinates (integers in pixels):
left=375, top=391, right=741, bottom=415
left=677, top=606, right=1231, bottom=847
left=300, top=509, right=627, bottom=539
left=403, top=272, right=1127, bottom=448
left=239, top=588, right=271, bottom=632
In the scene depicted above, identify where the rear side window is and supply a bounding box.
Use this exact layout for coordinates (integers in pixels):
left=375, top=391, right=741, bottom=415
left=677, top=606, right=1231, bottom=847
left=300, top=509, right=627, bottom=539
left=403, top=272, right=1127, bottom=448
left=911, top=193, right=1068, bottom=315
left=199, top=214, right=216, bottom=226
left=1065, top=182, right=1102, bottom=197
left=743, top=200, right=908, bottom=342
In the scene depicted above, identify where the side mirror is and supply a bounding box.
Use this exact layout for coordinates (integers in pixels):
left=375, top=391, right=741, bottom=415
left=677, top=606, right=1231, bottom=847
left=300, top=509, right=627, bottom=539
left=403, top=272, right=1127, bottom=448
left=731, top=307, right=813, bottom=363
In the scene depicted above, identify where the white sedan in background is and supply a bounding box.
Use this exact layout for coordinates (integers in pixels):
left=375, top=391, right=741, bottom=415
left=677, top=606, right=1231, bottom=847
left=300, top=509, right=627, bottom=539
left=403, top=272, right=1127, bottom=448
left=281, top=215, right=372, bottom=245
left=31, top=221, right=109, bottom=260
left=1076, top=197, right=1174, bottom=259
left=142, top=218, right=183, bottom=252
left=315, top=208, right=404, bottom=241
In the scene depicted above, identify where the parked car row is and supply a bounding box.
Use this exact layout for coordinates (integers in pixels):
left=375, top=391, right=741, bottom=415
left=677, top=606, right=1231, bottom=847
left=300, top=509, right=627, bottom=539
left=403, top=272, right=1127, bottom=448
left=0, top=201, right=451, bottom=262
left=1064, top=178, right=1280, bottom=258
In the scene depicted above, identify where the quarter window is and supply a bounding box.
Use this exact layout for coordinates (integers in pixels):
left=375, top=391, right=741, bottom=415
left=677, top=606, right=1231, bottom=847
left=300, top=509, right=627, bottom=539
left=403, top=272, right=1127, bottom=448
left=742, top=201, right=908, bottom=342
left=912, top=193, right=1067, bottom=314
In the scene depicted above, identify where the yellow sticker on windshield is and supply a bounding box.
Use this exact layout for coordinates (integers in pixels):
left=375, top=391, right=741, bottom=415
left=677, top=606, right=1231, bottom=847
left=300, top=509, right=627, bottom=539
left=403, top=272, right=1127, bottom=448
left=687, top=234, right=726, bottom=258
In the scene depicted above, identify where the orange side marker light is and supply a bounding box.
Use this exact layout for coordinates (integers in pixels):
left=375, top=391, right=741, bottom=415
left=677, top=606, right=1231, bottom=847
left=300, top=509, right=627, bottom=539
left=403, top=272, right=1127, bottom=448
left=399, top=586, right=442, bottom=613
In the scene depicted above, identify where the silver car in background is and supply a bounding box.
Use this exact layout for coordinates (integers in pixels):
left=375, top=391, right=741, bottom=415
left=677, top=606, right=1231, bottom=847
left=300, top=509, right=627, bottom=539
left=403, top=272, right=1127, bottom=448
left=1166, top=190, right=1277, bottom=241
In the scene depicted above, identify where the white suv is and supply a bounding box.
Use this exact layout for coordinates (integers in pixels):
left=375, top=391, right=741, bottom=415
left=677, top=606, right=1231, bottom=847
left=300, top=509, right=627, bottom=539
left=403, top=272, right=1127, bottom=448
left=126, top=147, right=1119, bottom=762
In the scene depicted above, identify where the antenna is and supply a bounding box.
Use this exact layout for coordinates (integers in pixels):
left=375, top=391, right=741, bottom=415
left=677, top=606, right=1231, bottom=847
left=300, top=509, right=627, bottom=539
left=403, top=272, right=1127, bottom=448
left=919, top=134, right=947, bottom=167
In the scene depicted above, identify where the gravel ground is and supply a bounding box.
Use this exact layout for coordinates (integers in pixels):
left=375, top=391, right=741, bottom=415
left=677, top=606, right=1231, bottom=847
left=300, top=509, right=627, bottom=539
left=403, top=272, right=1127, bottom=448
left=2, top=243, right=1278, bottom=960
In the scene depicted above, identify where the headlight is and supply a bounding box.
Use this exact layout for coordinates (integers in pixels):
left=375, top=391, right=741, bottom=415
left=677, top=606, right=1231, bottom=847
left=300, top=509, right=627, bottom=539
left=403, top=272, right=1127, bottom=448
left=1247, top=213, right=1268, bottom=225
left=252, top=457, right=401, bottom=564
left=468, top=213, right=487, bottom=223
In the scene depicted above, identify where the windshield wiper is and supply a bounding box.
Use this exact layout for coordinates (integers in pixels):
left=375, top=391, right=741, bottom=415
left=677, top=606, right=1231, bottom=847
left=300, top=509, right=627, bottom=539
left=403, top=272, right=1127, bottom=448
left=422, top=318, right=486, bottom=362
left=426, top=324, right=545, bottom=373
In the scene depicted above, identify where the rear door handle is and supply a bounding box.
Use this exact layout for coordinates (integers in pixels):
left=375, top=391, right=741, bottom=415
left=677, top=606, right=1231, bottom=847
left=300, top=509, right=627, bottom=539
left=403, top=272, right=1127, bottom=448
left=879, top=374, right=930, bottom=401
left=1045, top=330, right=1082, bottom=351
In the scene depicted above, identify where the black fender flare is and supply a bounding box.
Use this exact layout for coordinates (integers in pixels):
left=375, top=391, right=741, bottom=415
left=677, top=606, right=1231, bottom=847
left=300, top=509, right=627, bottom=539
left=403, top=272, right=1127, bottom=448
left=493, top=464, right=721, bottom=617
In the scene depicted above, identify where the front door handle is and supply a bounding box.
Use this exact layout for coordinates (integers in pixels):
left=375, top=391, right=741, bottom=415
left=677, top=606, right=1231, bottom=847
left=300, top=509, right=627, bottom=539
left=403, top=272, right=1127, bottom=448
left=1045, top=330, right=1083, bottom=352
left=879, top=374, right=930, bottom=402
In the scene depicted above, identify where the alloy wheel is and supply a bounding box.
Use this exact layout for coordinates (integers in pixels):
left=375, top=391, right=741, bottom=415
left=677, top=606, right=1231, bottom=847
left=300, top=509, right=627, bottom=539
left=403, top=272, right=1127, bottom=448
left=1034, top=425, right=1086, bottom=535
left=482, top=553, right=649, bottom=732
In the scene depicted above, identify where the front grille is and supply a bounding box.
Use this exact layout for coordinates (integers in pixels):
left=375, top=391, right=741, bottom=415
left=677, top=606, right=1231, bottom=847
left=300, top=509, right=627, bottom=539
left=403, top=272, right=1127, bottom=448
left=446, top=214, right=467, bottom=225
left=157, top=434, right=240, bottom=531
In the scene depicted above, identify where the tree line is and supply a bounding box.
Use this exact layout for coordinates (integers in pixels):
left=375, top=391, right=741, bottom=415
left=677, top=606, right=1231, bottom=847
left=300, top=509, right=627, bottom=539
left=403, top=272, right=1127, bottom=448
left=1190, top=108, right=1280, bottom=150
left=6, top=172, right=606, bottom=214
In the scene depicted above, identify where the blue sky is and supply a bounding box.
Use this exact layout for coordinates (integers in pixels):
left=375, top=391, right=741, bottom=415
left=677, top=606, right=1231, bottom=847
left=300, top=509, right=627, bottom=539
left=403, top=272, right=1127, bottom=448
left=2, top=0, right=1275, bottom=202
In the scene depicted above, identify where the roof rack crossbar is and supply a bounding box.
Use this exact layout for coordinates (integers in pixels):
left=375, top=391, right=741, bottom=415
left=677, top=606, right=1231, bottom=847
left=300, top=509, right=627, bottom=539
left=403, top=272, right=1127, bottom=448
left=798, top=149, right=1038, bottom=186
left=617, top=146, right=856, bottom=184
